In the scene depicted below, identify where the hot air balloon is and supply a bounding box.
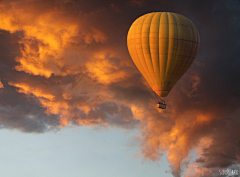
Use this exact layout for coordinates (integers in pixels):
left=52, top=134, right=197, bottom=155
left=127, top=12, right=200, bottom=109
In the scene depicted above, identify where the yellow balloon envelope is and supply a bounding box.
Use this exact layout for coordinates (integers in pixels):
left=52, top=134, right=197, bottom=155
left=127, top=12, right=200, bottom=97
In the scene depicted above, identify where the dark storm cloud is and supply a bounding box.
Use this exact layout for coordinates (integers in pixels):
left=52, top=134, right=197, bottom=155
left=169, top=0, right=240, bottom=171
left=0, top=81, right=60, bottom=133
left=0, top=0, right=240, bottom=176
left=89, top=0, right=240, bottom=176
left=140, top=0, right=240, bottom=176
left=0, top=30, right=60, bottom=132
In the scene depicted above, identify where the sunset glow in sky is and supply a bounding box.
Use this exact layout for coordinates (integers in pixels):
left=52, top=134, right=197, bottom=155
left=0, top=0, right=240, bottom=177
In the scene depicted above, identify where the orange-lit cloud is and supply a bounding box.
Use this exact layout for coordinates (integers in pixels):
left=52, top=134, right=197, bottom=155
left=83, top=28, right=107, bottom=44
left=0, top=79, right=3, bottom=88
left=86, top=52, right=129, bottom=84
left=137, top=109, right=216, bottom=171
left=8, top=79, right=110, bottom=127
left=0, top=0, right=240, bottom=177
left=9, top=82, right=55, bottom=101
left=0, top=0, right=107, bottom=77
left=185, top=164, right=212, bottom=177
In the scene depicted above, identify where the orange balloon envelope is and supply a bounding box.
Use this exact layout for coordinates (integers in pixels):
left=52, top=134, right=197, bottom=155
left=127, top=12, right=200, bottom=97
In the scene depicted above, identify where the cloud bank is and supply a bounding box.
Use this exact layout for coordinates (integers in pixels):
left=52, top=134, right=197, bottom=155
left=0, top=0, right=240, bottom=176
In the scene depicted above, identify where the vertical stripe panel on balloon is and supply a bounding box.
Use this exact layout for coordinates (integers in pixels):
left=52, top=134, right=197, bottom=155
left=174, top=15, right=189, bottom=84
left=128, top=20, right=151, bottom=85
left=164, top=12, right=179, bottom=92
left=171, top=13, right=187, bottom=85
left=141, top=13, right=157, bottom=87
left=166, top=13, right=179, bottom=89
left=135, top=15, right=155, bottom=86
left=149, top=12, right=161, bottom=91
left=178, top=16, right=194, bottom=78
left=159, top=12, right=169, bottom=92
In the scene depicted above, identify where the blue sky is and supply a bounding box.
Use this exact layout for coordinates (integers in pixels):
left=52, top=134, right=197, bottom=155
left=0, top=127, right=172, bottom=177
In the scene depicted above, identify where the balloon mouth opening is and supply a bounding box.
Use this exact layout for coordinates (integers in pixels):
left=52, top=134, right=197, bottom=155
left=154, top=90, right=169, bottom=97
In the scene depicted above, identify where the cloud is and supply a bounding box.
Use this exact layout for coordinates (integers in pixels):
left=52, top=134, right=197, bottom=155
left=0, top=0, right=108, bottom=78
left=0, top=80, right=3, bottom=88
left=128, top=1, right=240, bottom=176
left=129, top=0, right=145, bottom=7
left=86, top=52, right=129, bottom=84
left=0, top=0, right=240, bottom=176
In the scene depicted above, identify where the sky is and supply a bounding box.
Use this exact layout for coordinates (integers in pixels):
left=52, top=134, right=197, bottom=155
left=0, top=0, right=240, bottom=177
